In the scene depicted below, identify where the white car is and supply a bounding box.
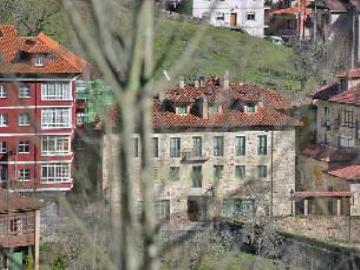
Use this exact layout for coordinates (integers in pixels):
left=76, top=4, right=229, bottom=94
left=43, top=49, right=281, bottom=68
left=269, top=36, right=285, bottom=46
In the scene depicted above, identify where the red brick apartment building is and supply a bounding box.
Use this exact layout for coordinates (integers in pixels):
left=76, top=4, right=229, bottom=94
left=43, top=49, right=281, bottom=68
left=0, top=25, right=87, bottom=192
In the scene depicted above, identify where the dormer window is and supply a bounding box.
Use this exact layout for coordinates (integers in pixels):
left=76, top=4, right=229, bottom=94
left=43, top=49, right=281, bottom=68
left=244, top=103, right=255, bottom=113
left=176, top=105, right=188, bottom=115
left=35, top=54, right=45, bottom=67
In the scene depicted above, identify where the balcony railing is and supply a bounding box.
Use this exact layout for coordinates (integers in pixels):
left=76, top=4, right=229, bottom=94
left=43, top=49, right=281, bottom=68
left=181, top=148, right=209, bottom=163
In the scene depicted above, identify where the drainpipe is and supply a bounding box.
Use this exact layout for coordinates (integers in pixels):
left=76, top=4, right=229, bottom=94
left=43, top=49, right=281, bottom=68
left=270, top=130, right=274, bottom=218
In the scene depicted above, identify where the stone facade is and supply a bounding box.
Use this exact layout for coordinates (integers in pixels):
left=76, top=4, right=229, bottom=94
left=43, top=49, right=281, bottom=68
left=102, top=128, right=296, bottom=225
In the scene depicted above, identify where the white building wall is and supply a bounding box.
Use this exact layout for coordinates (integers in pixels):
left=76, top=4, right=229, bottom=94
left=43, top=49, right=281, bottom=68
left=192, top=0, right=265, bottom=37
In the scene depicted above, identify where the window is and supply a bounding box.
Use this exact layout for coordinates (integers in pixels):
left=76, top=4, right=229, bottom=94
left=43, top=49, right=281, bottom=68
left=133, top=137, right=139, bottom=157
left=247, top=12, right=255, bottom=21
left=338, top=136, right=355, bottom=148
left=169, top=166, right=180, bottom=181
left=340, top=78, right=348, bottom=90
left=18, top=85, right=30, bottom=98
left=0, top=85, right=7, bottom=98
left=216, top=12, right=225, bottom=21
left=76, top=113, right=87, bottom=125
left=245, top=103, right=255, bottom=112
left=41, top=136, right=70, bottom=155
left=209, top=105, right=220, bottom=113
left=257, top=165, right=267, bottom=178
left=177, top=105, right=188, bottom=115
left=152, top=137, right=159, bottom=157
left=170, top=137, right=181, bottom=157
left=154, top=200, right=170, bottom=221
left=213, top=165, right=223, bottom=181
left=0, top=141, right=6, bottom=154
left=0, top=167, right=7, bottom=181
left=257, top=135, right=267, bottom=155
left=41, top=164, right=70, bottom=182
left=18, top=141, right=30, bottom=153
left=18, top=113, right=30, bottom=126
left=192, top=166, right=202, bottom=188
left=41, top=83, right=71, bottom=100
left=35, top=54, right=45, bottom=66
left=235, top=165, right=246, bottom=179
left=18, top=168, right=30, bottom=181
left=192, top=136, right=202, bottom=156
left=341, top=109, right=355, bottom=127
left=41, top=108, right=71, bottom=128
left=213, top=136, right=224, bottom=156
left=223, top=199, right=255, bottom=217
left=0, top=114, right=8, bottom=126
left=235, top=136, right=246, bottom=155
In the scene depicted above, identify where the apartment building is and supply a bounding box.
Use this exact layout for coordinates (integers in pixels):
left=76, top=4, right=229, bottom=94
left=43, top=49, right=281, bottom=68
left=102, top=77, right=300, bottom=226
left=0, top=25, right=87, bottom=192
left=192, top=0, right=268, bottom=37
left=298, top=68, right=360, bottom=216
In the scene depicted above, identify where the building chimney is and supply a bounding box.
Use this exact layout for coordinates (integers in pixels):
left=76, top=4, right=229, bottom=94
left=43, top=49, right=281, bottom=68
left=199, top=76, right=205, bottom=87
left=200, top=96, right=208, bottom=119
left=179, top=76, right=185, bottom=89
left=223, top=70, right=229, bottom=89
left=194, top=79, right=199, bottom=88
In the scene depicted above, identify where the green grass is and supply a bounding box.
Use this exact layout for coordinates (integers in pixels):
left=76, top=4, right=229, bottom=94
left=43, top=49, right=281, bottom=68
left=154, top=18, right=301, bottom=94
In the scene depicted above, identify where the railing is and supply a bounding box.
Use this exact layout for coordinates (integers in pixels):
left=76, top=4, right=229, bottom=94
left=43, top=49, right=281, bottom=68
left=0, top=212, right=35, bottom=248
left=181, top=148, right=209, bottom=163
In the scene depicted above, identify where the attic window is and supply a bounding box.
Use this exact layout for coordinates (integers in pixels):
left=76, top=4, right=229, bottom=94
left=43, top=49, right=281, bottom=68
left=176, top=105, right=188, bottom=115
left=35, top=54, right=45, bottom=67
left=244, top=103, right=255, bottom=113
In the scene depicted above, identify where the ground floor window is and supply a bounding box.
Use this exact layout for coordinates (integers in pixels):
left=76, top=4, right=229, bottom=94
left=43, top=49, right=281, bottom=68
left=138, top=200, right=170, bottom=222
left=222, top=198, right=255, bottom=218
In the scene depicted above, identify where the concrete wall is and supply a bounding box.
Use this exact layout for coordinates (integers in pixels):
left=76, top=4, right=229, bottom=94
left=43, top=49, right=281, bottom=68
left=102, top=128, right=296, bottom=224
left=192, top=0, right=265, bottom=37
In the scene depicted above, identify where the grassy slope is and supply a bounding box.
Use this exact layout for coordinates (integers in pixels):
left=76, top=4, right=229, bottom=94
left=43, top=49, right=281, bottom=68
left=154, top=18, right=301, bottom=94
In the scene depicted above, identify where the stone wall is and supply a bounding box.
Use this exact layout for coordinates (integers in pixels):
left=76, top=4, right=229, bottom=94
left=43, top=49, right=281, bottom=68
left=102, top=128, right=296, bottom=225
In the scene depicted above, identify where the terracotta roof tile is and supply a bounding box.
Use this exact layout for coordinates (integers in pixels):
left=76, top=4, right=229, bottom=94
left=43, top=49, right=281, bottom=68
left=312, top=83, right=341, bottom=100
left=328, top=84, right=360, bottom=106
left=302, top=144, right=355, bottom=162
left=327, top=164, right=360, bottom=181
left=0, top=190, right=42, bottom=213
left=0, top=25, right=87, bottom=74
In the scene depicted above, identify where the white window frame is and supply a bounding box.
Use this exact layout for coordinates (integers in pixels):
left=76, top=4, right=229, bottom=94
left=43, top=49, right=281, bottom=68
left=18, top=168, right=30, bottom=181
left=41, top=108, right=71, bottom=129
left=35, top=54, right=45, bottom=67
left=0, top=85, right=7, bottom=98
left=41, top=82, right=71, bottom=100
left=0, top=141, right=6, bottom=154
left=41, top=136, right=71, bottom=156
left=18, top=113, right=30, bottom=126
left=18, top=141, right=30, bottom=153
left=18, top=85, right=31, bottom=98
left=0, top=114, right=8, bottom=127
left=41, top=163, right=71, bottom=182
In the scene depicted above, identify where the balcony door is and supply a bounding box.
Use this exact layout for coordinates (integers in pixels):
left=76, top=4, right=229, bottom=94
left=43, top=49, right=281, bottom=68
left=192, top=137, right=202, bottom=157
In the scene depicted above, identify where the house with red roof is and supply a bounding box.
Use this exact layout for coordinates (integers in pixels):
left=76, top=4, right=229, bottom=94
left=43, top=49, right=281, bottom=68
left=102, top=76, right=301, bottom=225
left=0, top=191, right=42, bottom=270
left=0, top=25, right=87, bottom=192
left=298, top=67, right=360, bottom=216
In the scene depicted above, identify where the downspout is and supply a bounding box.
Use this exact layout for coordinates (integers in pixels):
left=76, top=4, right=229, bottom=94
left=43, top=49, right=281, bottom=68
left=270, top=130, right=274, bottom=218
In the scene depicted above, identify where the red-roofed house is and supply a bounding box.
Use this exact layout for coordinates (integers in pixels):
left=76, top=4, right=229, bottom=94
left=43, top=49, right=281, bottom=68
left=297, top=67, right=360, bottom=216
left=0, top=25, right=87, bottom=192
left=102, top=76, right=301, bottom=225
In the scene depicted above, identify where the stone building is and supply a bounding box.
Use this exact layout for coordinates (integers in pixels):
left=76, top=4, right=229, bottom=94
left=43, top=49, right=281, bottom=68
left=102, top=77, right=301, bottom=226
left=298, top=68, right=360, bottom=216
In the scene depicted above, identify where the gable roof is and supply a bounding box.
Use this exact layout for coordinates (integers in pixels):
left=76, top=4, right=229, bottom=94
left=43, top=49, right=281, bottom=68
left=0, top=190, right=43, bottom=213
left=327, top=164, right=360, bottom=181
left=313, top=82, right=341, bottom=101
left=328, top=84, right=360, bottom=106
left=302, top=144, right=355, bottom=162
left=0, top=25, right=87, bottom=74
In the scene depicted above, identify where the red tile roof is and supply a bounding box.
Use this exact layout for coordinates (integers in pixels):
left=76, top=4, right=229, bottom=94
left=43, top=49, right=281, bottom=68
left=302, top=144, right=355, bottom=162
left=152, top=78, right=302, bottom=129
left=327, top=164, right=360, bottom=181
left=0, top=25, right=87, bottom=74
left=312, top=83, right=341, bottom=100
left=0, top=190, right=42, bottom=213
left=337, top=68, right=360, bottom=78
left=328, top=84, right=360, bottom=106
left=295, top=191, right=352, bottom=198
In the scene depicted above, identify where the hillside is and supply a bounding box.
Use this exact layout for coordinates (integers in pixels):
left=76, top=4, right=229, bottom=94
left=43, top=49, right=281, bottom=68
left=154, top=17, right=301, bottom=94
left=0, top=1, right=301, bottom=94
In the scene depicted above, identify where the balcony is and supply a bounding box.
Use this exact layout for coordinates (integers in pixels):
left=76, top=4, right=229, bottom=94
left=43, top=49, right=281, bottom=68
left=181, top=148, right=209, bottom=163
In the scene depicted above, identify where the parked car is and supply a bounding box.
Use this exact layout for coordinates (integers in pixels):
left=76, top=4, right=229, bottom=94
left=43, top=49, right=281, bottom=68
left=265, top=36, right=285, bottom=46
